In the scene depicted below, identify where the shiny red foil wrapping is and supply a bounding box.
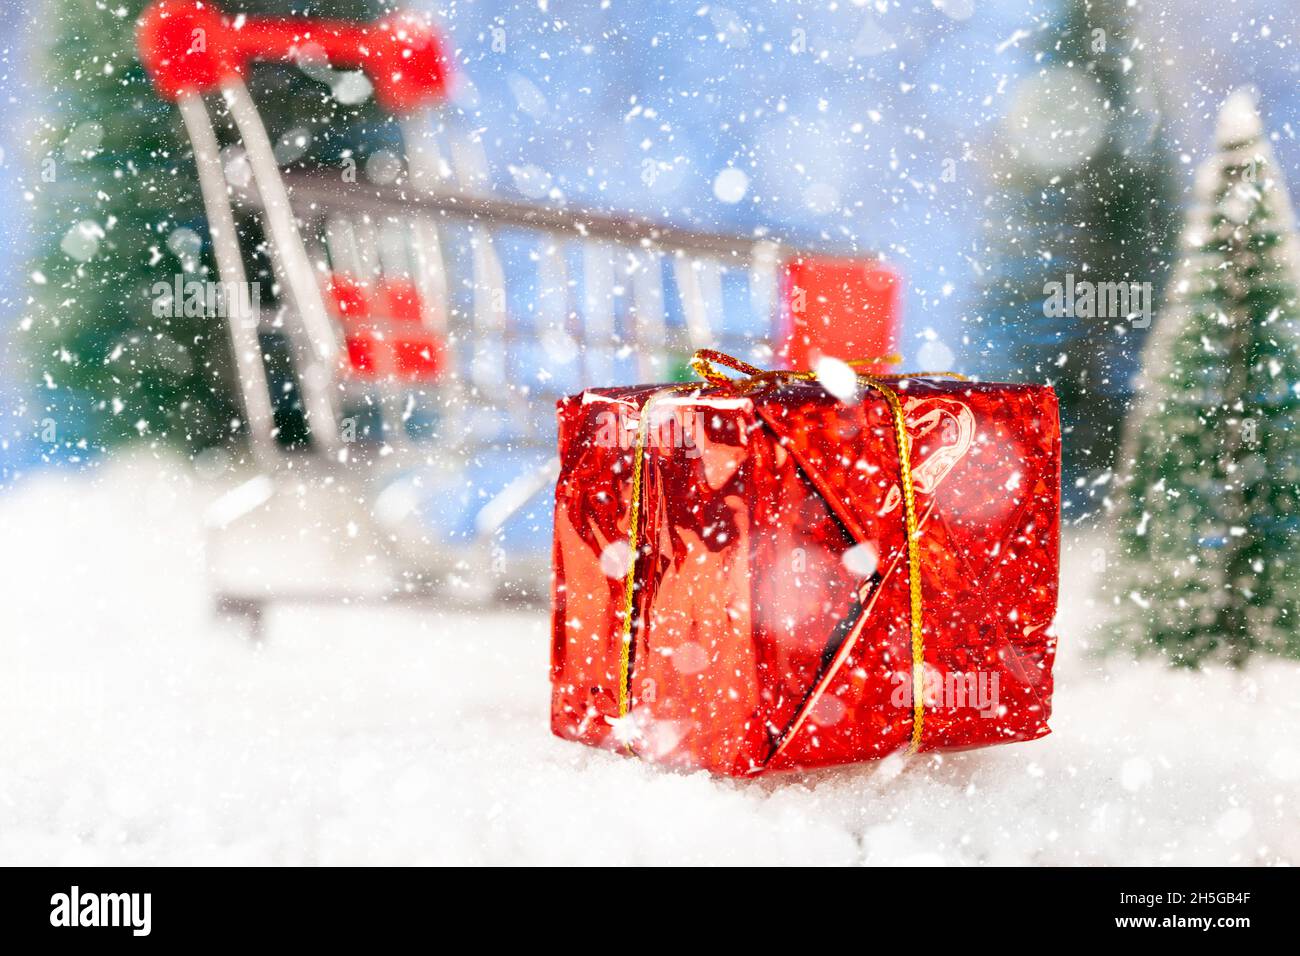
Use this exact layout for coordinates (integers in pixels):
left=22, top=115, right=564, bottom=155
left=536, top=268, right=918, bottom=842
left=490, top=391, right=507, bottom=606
left=550, top=376, right=1060, bottom=776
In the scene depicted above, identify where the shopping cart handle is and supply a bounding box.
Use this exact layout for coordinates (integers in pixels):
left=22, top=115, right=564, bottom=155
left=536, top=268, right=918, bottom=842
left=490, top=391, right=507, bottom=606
left=137, top=0, right=234, bottom=100
left=138, top=0, right=450, bottom=113
left=228, top=11, right=450, bottom=113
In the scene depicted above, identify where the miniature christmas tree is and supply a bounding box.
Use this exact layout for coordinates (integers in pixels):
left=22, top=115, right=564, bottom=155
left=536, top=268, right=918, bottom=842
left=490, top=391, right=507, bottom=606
left=1106, top=88, right=1300, bottom=666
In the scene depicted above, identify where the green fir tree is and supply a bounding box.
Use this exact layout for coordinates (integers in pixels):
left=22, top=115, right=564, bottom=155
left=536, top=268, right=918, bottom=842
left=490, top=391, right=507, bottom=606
left=975, top=0, right=1177, bottom=487
left=1106, top=88, right=1300, bottom=667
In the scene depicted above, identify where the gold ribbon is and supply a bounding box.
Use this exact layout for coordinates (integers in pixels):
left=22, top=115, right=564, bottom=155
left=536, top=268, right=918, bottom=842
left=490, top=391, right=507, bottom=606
left=617, top=349, right=963, bottom=756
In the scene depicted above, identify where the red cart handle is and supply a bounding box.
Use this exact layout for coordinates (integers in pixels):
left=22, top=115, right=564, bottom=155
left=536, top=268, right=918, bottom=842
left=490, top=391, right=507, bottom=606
left=137, top=0, right=449, bottom=113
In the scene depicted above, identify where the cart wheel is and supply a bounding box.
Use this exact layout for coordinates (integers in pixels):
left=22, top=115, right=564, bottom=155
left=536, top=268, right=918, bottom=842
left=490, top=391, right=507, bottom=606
left=215, top=594, right=267, bottom=643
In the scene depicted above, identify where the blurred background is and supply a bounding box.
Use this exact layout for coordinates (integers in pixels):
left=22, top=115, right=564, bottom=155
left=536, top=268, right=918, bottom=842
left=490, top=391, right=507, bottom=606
left=0, top=0, right=1297, bottom=864
left=4, top=0, right=1297, bottom=501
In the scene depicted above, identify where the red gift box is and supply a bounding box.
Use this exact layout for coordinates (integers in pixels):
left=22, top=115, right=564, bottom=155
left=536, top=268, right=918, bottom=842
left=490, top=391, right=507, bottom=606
left=550, top=352, right=1060, bottom=776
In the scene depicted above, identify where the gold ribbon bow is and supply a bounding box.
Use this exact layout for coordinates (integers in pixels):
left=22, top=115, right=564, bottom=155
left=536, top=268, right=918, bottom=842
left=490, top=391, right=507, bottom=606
left=618, top=349, right=963, bottom=756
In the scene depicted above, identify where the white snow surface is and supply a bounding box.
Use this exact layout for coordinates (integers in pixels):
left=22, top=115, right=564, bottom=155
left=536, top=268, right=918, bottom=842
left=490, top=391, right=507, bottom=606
left=2, top=454, right=1297, bottom=866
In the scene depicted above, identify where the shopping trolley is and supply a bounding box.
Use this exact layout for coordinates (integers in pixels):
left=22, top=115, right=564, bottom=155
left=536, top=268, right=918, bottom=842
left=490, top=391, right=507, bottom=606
left=136, top=0, right=902, bottom=638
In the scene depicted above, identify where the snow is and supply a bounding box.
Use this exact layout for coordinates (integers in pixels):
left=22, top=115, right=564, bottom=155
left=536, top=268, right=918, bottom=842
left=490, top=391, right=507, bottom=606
left=2, top=455, right=1297, bottom=865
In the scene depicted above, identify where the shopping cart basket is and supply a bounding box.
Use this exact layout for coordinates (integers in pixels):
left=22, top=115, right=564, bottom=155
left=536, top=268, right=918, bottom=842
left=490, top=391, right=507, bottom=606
left=137, top=0, right=902, bottom=637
